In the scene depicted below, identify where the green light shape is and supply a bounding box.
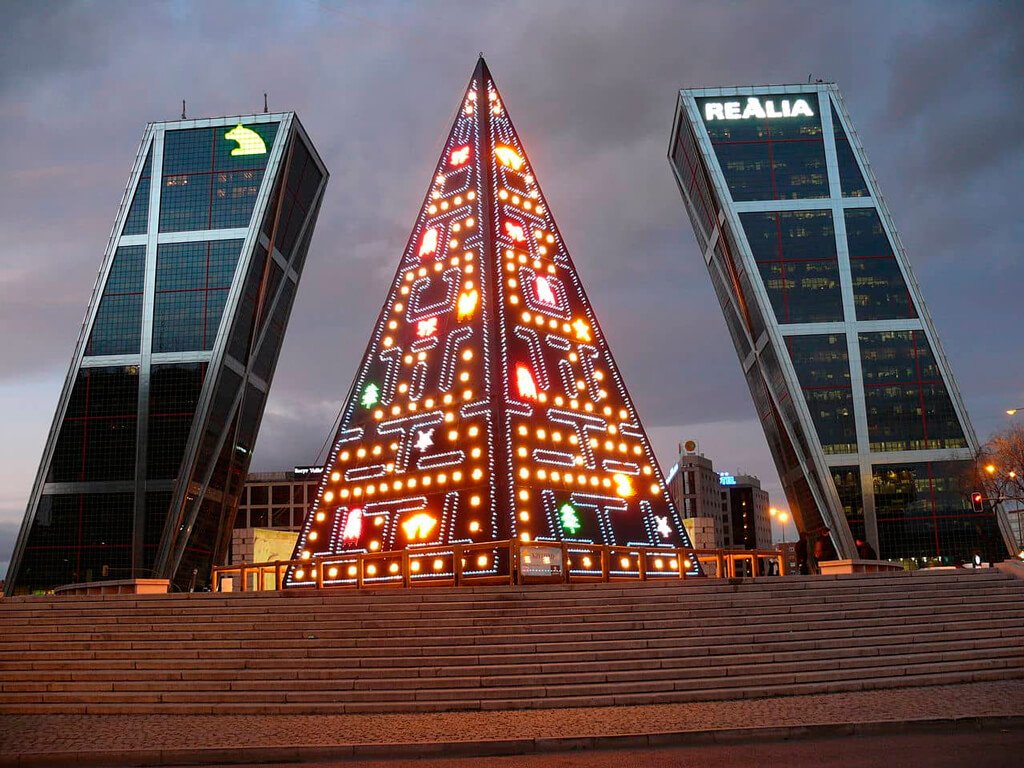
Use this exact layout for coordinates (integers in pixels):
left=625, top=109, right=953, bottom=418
left=361, top=383, right=380, bottom=409
left=559, top=503, right=581, bottom=535
left=224, top=124, right=267, bottom=156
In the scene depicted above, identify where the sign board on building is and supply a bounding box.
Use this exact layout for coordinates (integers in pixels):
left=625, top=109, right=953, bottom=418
left=292, top=466, right=324, bottom=476
left=703, top=97, right=815, bottom=121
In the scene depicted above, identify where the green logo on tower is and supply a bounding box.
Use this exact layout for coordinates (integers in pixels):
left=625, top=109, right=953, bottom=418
left=224, top=124, right=267, bottom=156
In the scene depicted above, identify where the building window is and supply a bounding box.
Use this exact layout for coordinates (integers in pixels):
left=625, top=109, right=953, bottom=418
left=845, top=209, right=917, bottom=321
left=741, top=210, right=842, bottom=324
left=872, top=461, right=1002, bottom=563
left=859, top=331, right=966, bottom=452
left=786, top=334, right=857, bottom=454
left=700, top=96, right=828, bottom=201
left=158, top=123, right=279, bottom=233
left=87, top=246, right=146, bottom=356
left=152, top=240, right=244, bottom=352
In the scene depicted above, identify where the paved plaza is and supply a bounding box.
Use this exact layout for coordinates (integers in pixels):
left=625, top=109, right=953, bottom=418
left=2, top=680, right=1022, bottom=766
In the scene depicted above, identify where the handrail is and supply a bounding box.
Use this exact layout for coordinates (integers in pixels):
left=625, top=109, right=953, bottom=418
left=212, top=541, right=787, bottom=593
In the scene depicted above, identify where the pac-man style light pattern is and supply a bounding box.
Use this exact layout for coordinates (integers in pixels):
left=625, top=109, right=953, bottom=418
left=450, top=145, right=471, bottom=166
left=560, top=503, right=581, bottom=534
left=402, top=512, right=438, bottom=540
left=224, top=124, right=267, bottom=156
left=495, top=145, right=524, bottom=170
left=342, top=509, right=362, bottom=542
left=419, top=227, right=439, bottom=258
left=361, top=383, right=379, bottom=409
left=285, top=58, right=696, bottom=589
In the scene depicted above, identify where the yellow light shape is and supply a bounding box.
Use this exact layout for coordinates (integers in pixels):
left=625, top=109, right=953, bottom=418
left=367, top=564, right=377, bottom=576
left=295, top=569, right=305, bottom=580
left=327, top=567, right=338, bottom=578
left=433, top=558, right=444, bottom=571
left=469, top=521, right=480, bottom=532
left=389, top=562, right=400, bottom=574
left=323, top=491, right=334, bottom=503
left=315, top=512, right=325, bottom=522
left=619, top=557, right=630, bottom=569
left=411, top=560, right=421, bottom=572
left=654, top=558, right=664, bottom=570
left=457, top=289, right=479, bottom=320
left=572, top=319, right=591, bottom=342
left=613, top=473, right=635, bottom=498
left=369, top=540, right=380, bottom=551
left=495, top=145, right=524, bottom=170
left=520, top=532, right=531, bottom=542
left=301, top=550, right=311, bottom=560
left=308, top=531, right=318, bottom=541
left=402, top=512, right=437, bottom=540
left=476, top=555, right=488, bottom=567
left=224, top=124, right=266, bottom=156
left=348, top=565, right=358, bottom=576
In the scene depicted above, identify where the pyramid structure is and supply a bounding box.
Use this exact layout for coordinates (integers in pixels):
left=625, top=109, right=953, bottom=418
left=286, top=59, right=696, bottom=586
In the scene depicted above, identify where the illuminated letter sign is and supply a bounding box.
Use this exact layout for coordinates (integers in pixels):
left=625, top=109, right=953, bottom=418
left=224, top=124, right=267, bottom=156
left=704, top=97, right=814, bottom=121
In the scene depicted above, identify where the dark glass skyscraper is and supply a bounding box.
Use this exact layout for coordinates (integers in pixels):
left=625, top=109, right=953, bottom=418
left=669, top=85, right=1013, bottom=564
left=6, top=113, right=328, bottom=594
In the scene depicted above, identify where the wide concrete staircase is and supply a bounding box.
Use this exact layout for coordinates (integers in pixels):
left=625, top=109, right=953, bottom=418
left=1, top=569, right=1022, bottom=715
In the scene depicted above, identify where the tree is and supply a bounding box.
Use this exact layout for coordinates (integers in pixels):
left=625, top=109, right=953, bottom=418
left=976, top=421, right=1024, bottom=551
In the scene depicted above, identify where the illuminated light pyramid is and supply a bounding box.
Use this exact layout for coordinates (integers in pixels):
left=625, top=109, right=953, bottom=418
left=286, top=58, right=696, bottom=587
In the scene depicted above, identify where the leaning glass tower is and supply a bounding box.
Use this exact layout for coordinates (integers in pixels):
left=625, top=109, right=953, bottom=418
left=668, top=84, right=1012, bottom=564
left=6, top=113, right=327, bottom=594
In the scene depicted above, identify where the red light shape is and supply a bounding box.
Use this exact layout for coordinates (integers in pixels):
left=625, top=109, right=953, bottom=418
left=535, top=276, right=556, bottom=305
left=342, top=508, right=362, bottom=543
left=505, top=221, right=526, bottom=242
left=449, top=145, right=471, bottom=166
left=419, top=227, right=439, bottom=258
left=515, top=363, right=538, bottom=400
left=416, top=317, right=439, bottom=337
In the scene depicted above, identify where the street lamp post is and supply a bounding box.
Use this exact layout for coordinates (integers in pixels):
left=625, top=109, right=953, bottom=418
left=770, top=507, right=789, bottom=545
left=1006, top=406, right=1024, bottom=416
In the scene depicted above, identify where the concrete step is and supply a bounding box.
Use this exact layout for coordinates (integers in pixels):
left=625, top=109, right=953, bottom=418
left=2, top=570, right=1021, bottom=715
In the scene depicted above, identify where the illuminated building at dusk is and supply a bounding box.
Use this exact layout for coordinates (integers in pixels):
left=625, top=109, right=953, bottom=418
left=286, top=58, right=695, bottom=587
left=669, top=85, right=1013, bottom=563
left=6, top=113, right=327, bottom=594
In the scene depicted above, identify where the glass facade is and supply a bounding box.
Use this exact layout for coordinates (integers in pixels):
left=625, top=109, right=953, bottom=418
left=7, top=113, right=327, bottom=595
left=741, top=210, right=842, bottom=324
left=670, top=84, right=1010, bottom=564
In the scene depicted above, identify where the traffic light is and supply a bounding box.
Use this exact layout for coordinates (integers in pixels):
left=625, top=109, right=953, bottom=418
left=971, top=491, right=985, bottom=513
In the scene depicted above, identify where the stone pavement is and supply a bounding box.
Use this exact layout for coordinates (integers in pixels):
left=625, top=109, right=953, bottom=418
left=1, top=679, right=1023, bottom=766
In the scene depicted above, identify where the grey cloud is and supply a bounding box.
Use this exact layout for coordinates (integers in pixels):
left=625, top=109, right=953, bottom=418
left=1, top=0, right=1022, bottom=516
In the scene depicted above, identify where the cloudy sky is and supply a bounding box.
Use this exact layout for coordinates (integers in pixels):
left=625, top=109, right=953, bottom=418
left=1, top=1, right=1022, bottom=574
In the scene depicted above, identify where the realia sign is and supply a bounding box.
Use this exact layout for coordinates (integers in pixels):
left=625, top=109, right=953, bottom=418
left=704, top=96, right=815, bottom=121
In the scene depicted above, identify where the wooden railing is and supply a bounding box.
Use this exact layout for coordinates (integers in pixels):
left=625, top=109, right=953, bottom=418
left=211, top=541, right=786, bottom=592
